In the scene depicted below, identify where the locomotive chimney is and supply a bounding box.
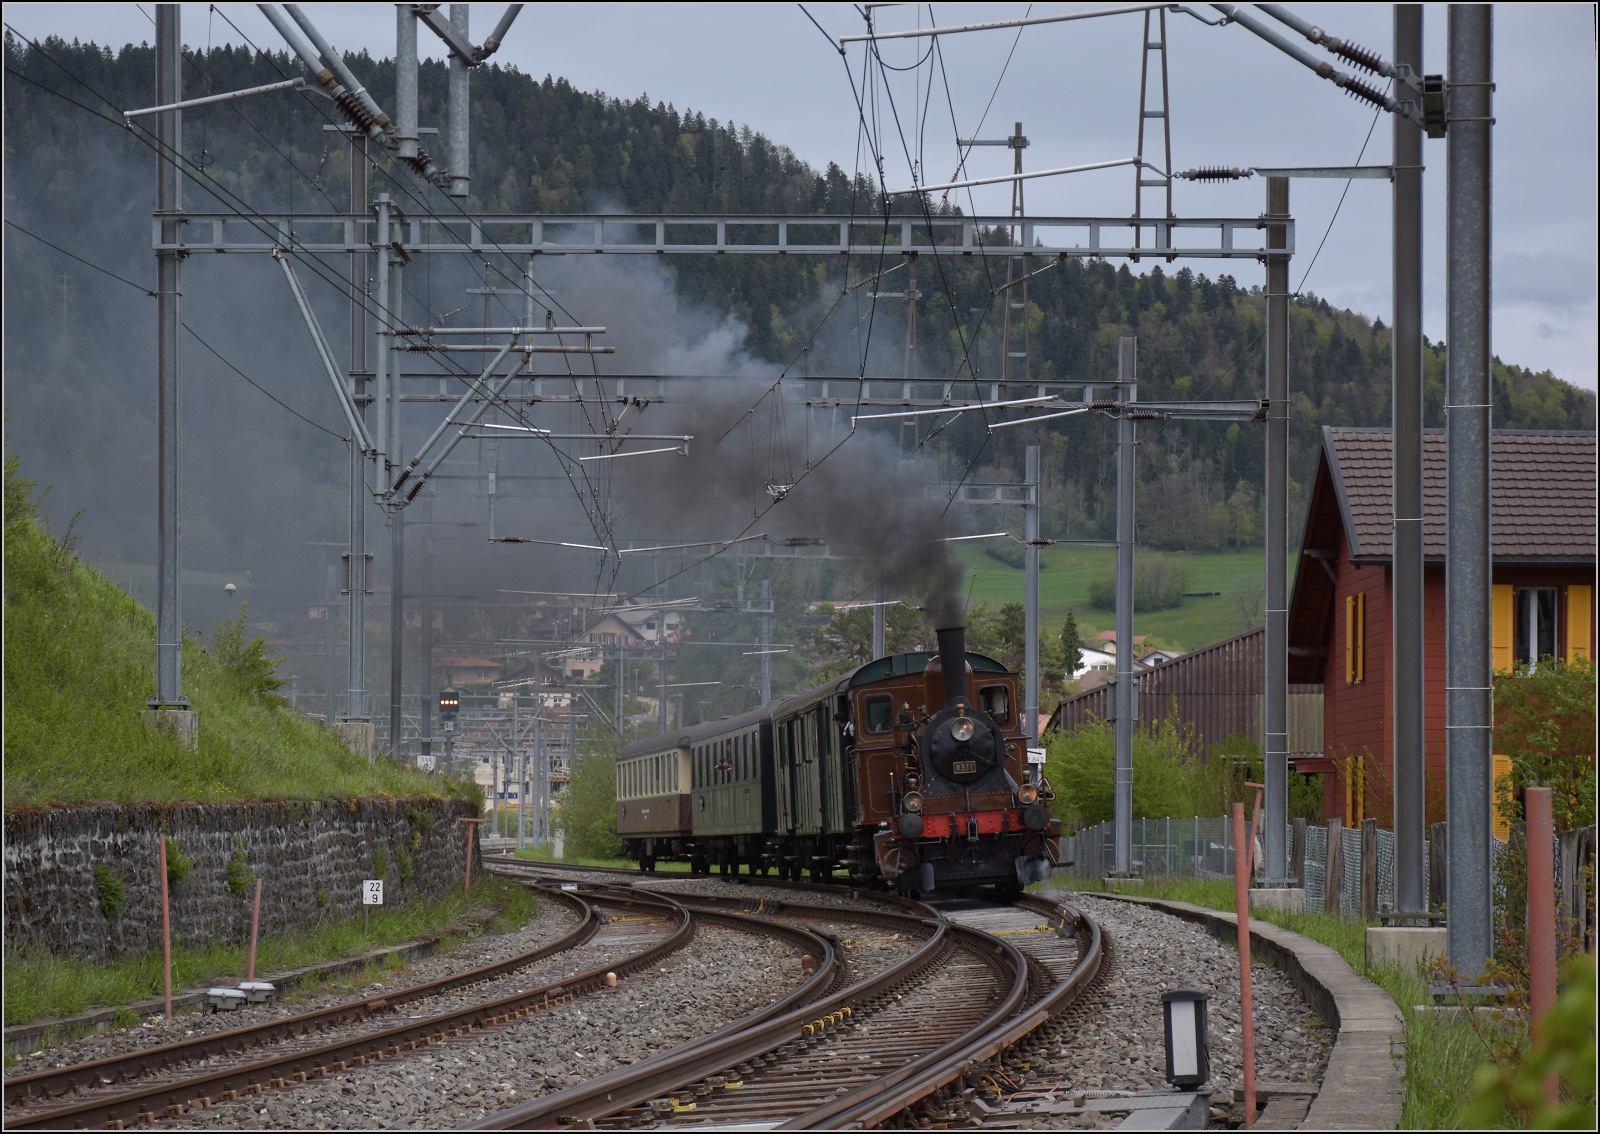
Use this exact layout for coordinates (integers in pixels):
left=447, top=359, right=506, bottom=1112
left=926, top=591, right=968, bottom=710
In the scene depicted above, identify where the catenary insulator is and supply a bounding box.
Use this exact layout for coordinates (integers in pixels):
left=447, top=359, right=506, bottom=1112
left=1179, top=167, right=1247, bottom=182
left=1332, top=40, right=1385, bottom=75
left=334, top=89, right=378, bottom=133
left=1342, top=77, right=1389, bottom=111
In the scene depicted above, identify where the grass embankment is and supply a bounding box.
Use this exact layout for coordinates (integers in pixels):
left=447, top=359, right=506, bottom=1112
left=956, top=543, right=1265, bottom=652
left=2, top=462, right=464, bottom=805
left=4, top=877, right=538, bottom=1029
left=1054, top=876, right=1511, bottom=1129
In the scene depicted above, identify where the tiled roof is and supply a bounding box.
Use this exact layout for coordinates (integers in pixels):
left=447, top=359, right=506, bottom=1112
left=1324, top=428, right=1596, bottom=562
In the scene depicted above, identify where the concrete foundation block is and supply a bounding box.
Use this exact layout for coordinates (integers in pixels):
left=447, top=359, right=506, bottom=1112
left=334, top=720, right=376, bottom=761
left=1365, top=926, right=1448, bottom=976
left=1249, top=887, right=1305, bottom=913
left=141, top=709, right=198, bottom=749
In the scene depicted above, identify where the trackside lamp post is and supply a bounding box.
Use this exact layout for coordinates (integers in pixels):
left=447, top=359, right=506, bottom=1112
left=1161, top=988, right=1212, bottom=1088
left=440, top=686, right=459, bottom=770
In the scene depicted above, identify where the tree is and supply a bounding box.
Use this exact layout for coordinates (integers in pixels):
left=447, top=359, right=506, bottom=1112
left=1060, top=609, right=1084, bottom=676
left=995, top=603, right=1027, bottom=659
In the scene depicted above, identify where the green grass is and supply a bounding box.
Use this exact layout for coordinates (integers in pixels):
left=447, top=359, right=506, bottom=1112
left=3, top=497, right=473, bottom=806
left=1052, top=875, right=1518, bottom=1129
left=955, top=544, right=1266, bottom=652
left=3, top=877, right=537, bottom=1028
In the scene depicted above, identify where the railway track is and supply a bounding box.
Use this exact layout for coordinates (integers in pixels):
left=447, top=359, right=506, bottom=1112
left=3, top=884, right=833, bottom=1131
left=8, top=862, right=1105, bottom=1132
left=472, top=871, right=1105, bottom=1131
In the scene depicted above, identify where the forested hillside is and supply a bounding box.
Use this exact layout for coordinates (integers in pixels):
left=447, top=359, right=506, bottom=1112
left=5, top=33, right=1591, bottom=576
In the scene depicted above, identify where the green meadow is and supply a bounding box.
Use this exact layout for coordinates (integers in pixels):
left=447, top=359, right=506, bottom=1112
left=955, top=542, right=1268, bottom=653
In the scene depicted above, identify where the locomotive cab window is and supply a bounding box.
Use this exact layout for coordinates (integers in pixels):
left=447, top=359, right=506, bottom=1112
left=979, top=685, right=1010, bottom=724
left=864, top=695, right=893, bottom=733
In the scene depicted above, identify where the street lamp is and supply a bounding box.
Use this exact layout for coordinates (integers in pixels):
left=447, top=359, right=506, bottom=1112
left=224, top=582, right=238, bottom=619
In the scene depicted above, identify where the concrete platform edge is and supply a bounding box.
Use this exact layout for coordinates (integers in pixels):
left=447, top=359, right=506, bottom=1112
left=1086, top=892, right=1404, bottom=1130
left=4, top=906, right=497, bottom=1056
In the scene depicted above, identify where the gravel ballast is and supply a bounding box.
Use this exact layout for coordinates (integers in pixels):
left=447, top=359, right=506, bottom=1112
left=161, top=923, right=805, bottom=1130
left=1017, top=894, right=1332, bottom=1129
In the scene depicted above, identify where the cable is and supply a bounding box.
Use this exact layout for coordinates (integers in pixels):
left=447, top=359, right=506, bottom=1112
left=1295, top=89, right=1387, bottom=295
left=4, top=218, right=152, bottom=294
left=185, top=324, right=346, bottom=439
left=5, top=217, right=344, bottom=439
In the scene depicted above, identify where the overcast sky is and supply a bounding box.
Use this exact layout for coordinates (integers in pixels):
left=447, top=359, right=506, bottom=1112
left=9, top=2, right=1596, bottom=388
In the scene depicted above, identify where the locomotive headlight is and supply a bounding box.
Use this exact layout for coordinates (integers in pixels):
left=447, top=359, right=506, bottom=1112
left=950, top=717, right=976, bottom=743
left=1017, top=783, right=1039, bottom=805
left=902, top=791, right=924, bottom=814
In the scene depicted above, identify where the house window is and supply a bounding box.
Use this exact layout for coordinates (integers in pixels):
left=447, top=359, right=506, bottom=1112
left=1344, top=592, right=1365, bottom=685
left=1515, top=588, right=1558, bottom=667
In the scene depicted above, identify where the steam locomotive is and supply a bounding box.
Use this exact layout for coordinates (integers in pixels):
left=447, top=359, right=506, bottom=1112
left=615, top=616, right=1062, bottom=895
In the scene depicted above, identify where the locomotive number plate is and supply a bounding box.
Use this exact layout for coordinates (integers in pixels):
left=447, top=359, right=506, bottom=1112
left=952, top=760, right=978, bottom=775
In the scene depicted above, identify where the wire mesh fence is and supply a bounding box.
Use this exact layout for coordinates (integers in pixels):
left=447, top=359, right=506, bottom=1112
left=1058, top=815, right=1544, bottom=920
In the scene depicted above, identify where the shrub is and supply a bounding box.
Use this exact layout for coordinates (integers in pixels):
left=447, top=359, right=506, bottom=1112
left=396, top=846, right=415, bottom=881
left=566, top=729, right=625, bottom=860
left=373, top=842, right=390, bottom=880
left=1086, top=553, right=1190, bottom=612
left=225, top=850, right=253, bottom=897
left=93, top=864, right=125, bottom=918
left=405, top=805, right=434, bottom=832
left=212, top=601, right=288, bottom=705
left=164, top=841, right=193, bottom=887
left=1492, top=656, right=1595, bottom=832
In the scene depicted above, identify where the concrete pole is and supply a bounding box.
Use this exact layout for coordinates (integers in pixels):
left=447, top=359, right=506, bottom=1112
left=447, top=4, right=470, bottom=197
left=1113, top=337, right=1137, bottom=875
left=384, top=196, right=405, bottom=756
left=761, top=578, right=773, bottom=705
left=1262, top=176, right=1290, bottom=885
left=389, top=508, right=404, bottom=756
left=1024, top=444, right=1041, bottom=747
left=325, top=561, right=338, bottom=722
left=657, top=630, right=668, bottom=735
left=420, top=595, right=433, bottom=761
left=395, top=7, right=418, bottom=161
left=1391, top=4, right=1428, bottom=915
left=153, top=4, right=187, bottom=710
left=344, top=153, right=372, bottom=732
left=513, top=691, right=522, bottom=850
left=1445, top=3, right=1494, bottom=981
left=872, top=568, right=886, bottom=659
left=535, top=708, right=547, bottom=843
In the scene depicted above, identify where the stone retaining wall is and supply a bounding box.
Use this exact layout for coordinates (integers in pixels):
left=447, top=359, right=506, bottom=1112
left=3, top=798, right=477, bottom=961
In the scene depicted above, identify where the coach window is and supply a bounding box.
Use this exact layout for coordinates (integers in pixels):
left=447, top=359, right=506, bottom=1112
left=979, top=685, right=1010, bottom=724
left=865, top=695, right=893, bottom=733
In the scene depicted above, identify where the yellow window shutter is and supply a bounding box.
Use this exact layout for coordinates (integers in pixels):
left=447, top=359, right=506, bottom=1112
left=1492, top=585, right=1515, bottom=672
left=1567, top=586, right=1592, bottom=663
left=1491, top=753, right=1513, bottom=840
left=1345, top=593, right=1365, bottom=685
left=1345, top=596, right=1355, bottom=684
left=1355, top=593, right=1365, bottom=684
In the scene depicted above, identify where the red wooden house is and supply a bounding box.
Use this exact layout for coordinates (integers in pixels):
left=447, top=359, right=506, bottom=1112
left=1287, top=427, right=1595, bottom=823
